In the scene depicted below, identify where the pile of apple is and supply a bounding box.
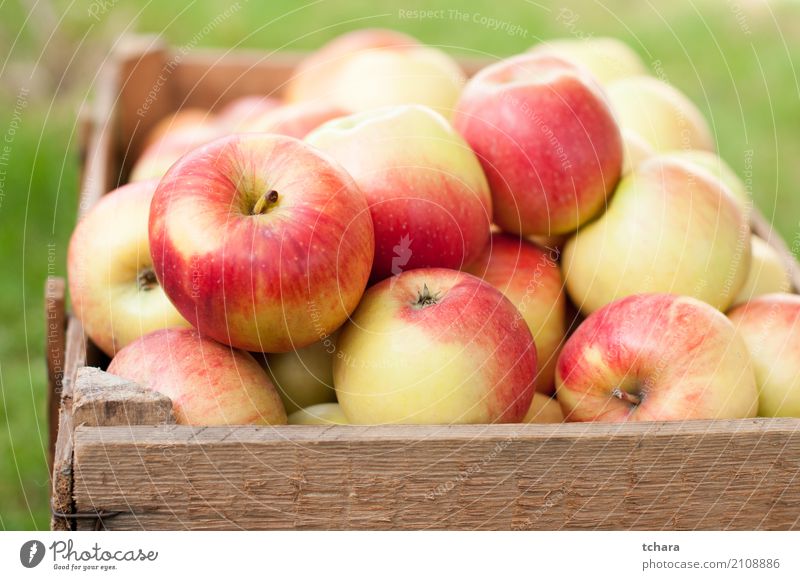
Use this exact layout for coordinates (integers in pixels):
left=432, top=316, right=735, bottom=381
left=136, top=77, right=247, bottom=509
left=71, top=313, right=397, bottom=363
left=68, top=29, right=800, bottom=427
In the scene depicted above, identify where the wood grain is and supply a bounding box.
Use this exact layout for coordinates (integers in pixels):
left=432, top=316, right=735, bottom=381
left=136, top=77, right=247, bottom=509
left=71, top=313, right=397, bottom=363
left=45, top=277, right=66, bottom=471
left=73, top=367, right=174, bottom=428
left=72, top=419, right=800, bottom=530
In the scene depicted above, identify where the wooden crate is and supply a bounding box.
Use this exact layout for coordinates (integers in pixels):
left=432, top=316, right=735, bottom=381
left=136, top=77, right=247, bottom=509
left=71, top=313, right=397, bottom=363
left=47, top=36, right=800, bottom=531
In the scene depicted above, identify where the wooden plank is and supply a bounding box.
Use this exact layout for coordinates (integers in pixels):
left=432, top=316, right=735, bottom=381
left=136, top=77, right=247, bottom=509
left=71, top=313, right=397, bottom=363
left=72, top=419, right=800, bottom=530
left=73, top=367, right=174, bottom=428
left=44, top=277, right=66, bottom=471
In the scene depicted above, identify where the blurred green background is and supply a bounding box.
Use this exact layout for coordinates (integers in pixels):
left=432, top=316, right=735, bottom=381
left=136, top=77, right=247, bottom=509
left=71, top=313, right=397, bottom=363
left=0, top=0, right=798, bottom=530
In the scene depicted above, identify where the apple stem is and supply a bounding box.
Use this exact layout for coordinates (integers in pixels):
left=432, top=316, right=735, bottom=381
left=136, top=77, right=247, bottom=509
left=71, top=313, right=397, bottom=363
left=252, top=189, right=279, bottom=215
left=612, top=387, right=642, bottom=406
left=413, top=283, right=441, bottom=308
left=137, top=268, right=158, bottom=292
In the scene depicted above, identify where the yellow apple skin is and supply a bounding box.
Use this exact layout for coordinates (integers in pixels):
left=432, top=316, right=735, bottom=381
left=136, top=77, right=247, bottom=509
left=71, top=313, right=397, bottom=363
left=621, top=129, right=655, bottom=175
left=606, top=76, right=714, bottom=153
left=464, top=233, right=565, bottom=394
left=254, top=339, right=338, bottom=414
left=129, top=124, right=221, bottom=182
left=334, top=268, right=537, bottom=425
left=530, top=37, right=648, bottom=84
left=562, top=156, right=750, bottom=315
left=522, top=393, right=565, bottom=423
left=557, top=293, right=758, bottom=422
left=732, top=236, right=791, bottom=306
left=662, top=150, right=750, bottom=210
left=728, top=293, right=800, bottom=417
left=67, top=181, right=191, bottom=356
left=288, top=403, right=349, bottom=425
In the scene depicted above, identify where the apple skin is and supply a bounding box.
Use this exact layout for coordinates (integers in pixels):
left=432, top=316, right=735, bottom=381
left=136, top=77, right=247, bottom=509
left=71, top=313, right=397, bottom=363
left=661, top=150, right=750, bottom=211
left=306, top=105, right=492, bottom=282
left=254, top=337, right=338, bottom=414
left=523, top=393, right=565, bottom=423
left=620, top=128, right=655, bottom=175
left=562, top=156, right=751, bottom=314
left=334, top=268, right=537, bottom=424
left=149, top=133, right=374, bottom=352
left=529, top=37, right=648, bottom=84
left=143, top=108, right=215, bottom=149
left=606, top=76, right=714, bottom=154
left=130, top=123, right=221, bottom=182
left=215, top=95, right=281, bottom=131
left=453, top=53, right=623, bottom=236
left=464, top=233, right=565, bottom=393
left=556, top=293, right=758, bottom=422
left=288, top=403, right=349, bottom=425
left=732, top=236, right=791, bottom=306
left=728, top=293, right=800, bottom=417
left=68, top=181, right=190, bottom=356
left=108, top=328, right=287, bottom=425
left=285, top=29, right=419, bottom=104
left=250, top=102, right=347, bottom=139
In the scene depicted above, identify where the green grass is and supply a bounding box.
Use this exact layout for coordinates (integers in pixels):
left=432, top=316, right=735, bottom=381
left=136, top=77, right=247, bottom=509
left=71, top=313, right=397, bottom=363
left=1, top=0, right=798, bottom=529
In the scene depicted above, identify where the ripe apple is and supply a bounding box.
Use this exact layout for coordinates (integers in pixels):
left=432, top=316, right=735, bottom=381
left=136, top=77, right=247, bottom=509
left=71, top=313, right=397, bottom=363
left=215, top=95, right=281, bottom=131
left=68, top=181, right=190, bottom=356
left=562, top=156, right=751, bottom=314
left=529, top=37, right=648, bottom=84
left=606, top=76, right=714, bottom=153
left=288, top=403, right=349, bottom=425
left=143, top=107, right=215, bottom=149
left=129, top=123, right=221, bottom=182
left=453, top=53, right=622, bottom=236
left=108, top=328, right=287, bottom=425
left=523, top=393, right=565, bottom=423
left=556, top=293, right=758, bottom=421
left=727, top=293, right=800, bottom=417
left=250, top=102, right=347, bottom=139
left=149, top=133, right=374, bottom=352
left=732, top=236, right=791, bottom=306
left=334, top=268, right=537, bottom=424
left=464, top=233, right=565, bottom=393
left=661, top=149, right=750, bottom=210
left=285, top=29, right=419, bottom=104
left=254, top=337, right=338, bottom=414
left=620, top=128, right=655, bottom=175
left=306, top=105, right=492, bottom=281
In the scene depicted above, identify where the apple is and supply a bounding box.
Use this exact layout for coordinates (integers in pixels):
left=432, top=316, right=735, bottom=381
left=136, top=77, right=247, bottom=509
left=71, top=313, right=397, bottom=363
left=732, top=236, right=791, bottom=306
left=250, top=102, right=347, bottom=139
left=68, top=180, right=190, bottom=356
left=464, top=233, right=565, bottom=393
left=523, top=393, right=565, bottom=423
left=606, top=76, right=714, bottom=153
left=285, top=29, right=419, bottom=104
left=661, top=149, right=750, bottom=210
left=129, top=123, right=221, bottom=182
left=288, top=403, right=349, bottom=425
left=143, top=107, right=215, bottom=148
left=529, top=37, right=648, bottom=84
left=149, top=133, right=374, bottom=352
left=254, top=337, right=338, bottom=414
left=562, top=156, right=751, bottom=314
left=453, top=53, right=622, bottom=236
left=108, top=328, right=287, bottom=425
left=728, top=293, right=800, bottom=417
left=306, top=105, right=492, bottom=281
left=620, top=128, right=655, bottom=175
left=215, top=95, right=281, bottom=131
left=334, top=268, right=537, bottom=424
left=556, top=293, right=758, bottom=421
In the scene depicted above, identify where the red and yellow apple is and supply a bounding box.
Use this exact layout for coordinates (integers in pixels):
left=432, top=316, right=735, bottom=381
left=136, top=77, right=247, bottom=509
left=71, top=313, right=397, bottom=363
left=606, top=76, right=714, bottom=153
left=143, top=107, right=215, bottom=149
left=562, top=156, right=751, bottom=314
left=149, top=134, right=374, bottom=352
left=334, top=268, right=537, bottom=424
left=215, top=95, right=281, bottom=131
left=529, top=37, right=648, bottom=84
left=662, top=149, right=750, bottom=211
left=68, top=181, right=190, bottom=356
left=306, top=105, right=492, bottom=281
left=733, top=236, right=791, bottom=306
left=130, top=123, right=221, bottom=182
left=454, top=53, right=622, bottom=236
left=556, top=293, right=758, bottom=421
left=728, top=293, right=800, bottom=417
left=522, top=393, right=565, bottom=423
left=250, top=102, right=347, bottom=139
left=108, top=328, right=287, bottom=425
left=464, top=233, right=565, bottom=393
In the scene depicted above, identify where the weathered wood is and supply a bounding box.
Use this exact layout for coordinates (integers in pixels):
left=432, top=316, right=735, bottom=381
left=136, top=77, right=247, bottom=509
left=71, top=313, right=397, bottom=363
left=71, top=419, right=800, bottom=530
left=73, top=367, right=174, bottom=428
left=45, top=277, right=66, bottom=471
